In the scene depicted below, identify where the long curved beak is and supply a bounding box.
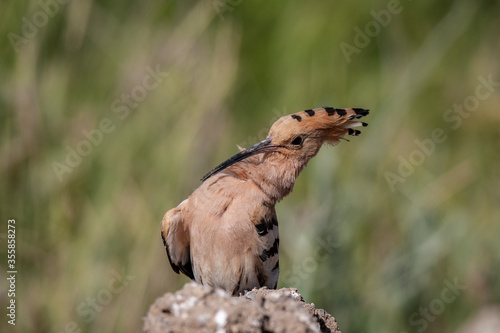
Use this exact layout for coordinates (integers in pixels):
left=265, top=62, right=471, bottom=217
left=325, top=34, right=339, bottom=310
left=201, top=137, right=276, bottom=181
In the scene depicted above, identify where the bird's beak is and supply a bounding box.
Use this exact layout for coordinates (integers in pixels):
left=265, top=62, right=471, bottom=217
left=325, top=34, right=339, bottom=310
left=201, top=137, right=276, bottom=181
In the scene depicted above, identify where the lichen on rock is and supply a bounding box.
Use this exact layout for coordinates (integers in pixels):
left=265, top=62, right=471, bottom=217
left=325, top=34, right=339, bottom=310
left=144, top=282, right=341, bottom=333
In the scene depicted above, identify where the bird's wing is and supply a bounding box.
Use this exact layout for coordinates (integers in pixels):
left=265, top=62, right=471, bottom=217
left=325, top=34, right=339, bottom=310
left=254, top=209, right=280, bottom=289
left=161, top=200, right=194, bottom=280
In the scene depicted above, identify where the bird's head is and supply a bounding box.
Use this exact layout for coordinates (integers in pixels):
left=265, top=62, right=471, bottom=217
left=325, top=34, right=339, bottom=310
left=201, top=107, right=369, bottom=182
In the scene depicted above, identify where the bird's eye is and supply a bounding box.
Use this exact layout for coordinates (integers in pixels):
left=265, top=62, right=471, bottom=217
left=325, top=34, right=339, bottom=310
left=291, top=136, right=303, bottom=145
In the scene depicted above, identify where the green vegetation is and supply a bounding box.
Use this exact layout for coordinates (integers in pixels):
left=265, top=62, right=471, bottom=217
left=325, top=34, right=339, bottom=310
left=1, top=0, right=499, bottom=332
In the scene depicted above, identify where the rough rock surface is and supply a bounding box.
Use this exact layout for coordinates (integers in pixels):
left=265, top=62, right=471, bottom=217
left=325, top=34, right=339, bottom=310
left=144, top=282, right=341, bottom=333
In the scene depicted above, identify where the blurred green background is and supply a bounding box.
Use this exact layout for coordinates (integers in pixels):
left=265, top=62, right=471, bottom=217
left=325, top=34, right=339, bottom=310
left=1, top=0, right=500, bottom=332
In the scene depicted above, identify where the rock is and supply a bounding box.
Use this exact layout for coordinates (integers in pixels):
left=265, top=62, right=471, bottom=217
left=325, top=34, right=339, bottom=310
left=144, top=282, right=341, bottom=333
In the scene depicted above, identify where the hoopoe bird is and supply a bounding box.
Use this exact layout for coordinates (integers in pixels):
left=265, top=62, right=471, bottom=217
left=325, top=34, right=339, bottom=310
left=161, top=107, right=369, bottom=295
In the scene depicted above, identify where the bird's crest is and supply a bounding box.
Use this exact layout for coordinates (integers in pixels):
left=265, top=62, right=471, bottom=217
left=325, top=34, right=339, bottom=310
left=201, top=107, right=370, bottom=181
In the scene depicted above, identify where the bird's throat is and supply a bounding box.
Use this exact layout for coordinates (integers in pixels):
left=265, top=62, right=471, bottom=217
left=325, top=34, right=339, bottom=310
left=248, top=157, right=307, bottom=204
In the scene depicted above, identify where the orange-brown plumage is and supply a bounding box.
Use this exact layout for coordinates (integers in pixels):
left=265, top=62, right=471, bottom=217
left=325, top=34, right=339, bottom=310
left=161, top=107, right=369, bottom=295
